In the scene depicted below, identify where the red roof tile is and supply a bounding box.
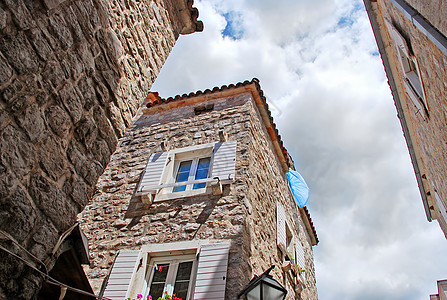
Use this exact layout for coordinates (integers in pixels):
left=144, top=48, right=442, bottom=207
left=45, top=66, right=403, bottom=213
left=146, top=78, right=318, bottom=244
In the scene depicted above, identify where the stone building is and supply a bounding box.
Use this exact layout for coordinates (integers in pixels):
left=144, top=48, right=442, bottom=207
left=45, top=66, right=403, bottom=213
left=78, top=79, right=319, bottom=299
left=0, top=0, right=202, bottom=299
left=430, top=279, right=447, bottom=300
left=363, top=0, right=447, bottom=238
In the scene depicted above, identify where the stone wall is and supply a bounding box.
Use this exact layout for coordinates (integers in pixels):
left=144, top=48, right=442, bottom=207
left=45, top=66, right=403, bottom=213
left=244, top=98, right=318, bottom=299
left=403, top=0, right=447, bottom=37
left=0, top=0, right=199, bottom=298
left=79, top=91, right=318, bottom=299
left=377, top=0, right=447, bottom=236
left=79, top=93, right=252, bottom=294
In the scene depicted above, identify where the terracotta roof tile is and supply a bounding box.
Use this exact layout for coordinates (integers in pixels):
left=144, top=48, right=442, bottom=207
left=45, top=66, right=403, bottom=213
left=146, top=78, right=318, bottom=243
left=303, top=206, right=319, bottom=245
left=187, top=0, right=204, bottom=32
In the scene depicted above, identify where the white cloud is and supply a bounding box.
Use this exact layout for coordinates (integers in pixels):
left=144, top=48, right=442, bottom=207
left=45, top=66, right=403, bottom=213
left=152, top=0, right=447, bottom=298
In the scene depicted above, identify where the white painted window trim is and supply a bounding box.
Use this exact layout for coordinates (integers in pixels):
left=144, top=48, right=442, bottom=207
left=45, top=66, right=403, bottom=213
left=277, top=202, right=287, bottom=251
left=136, top=141, right=237, bottom=202
left=143, top=254, right=198, bottom=300
left=384, top=19, right=428, bottom=118
left=126, top=241, right=229, bottom=300
left=172, top=156, right=211, bottom=192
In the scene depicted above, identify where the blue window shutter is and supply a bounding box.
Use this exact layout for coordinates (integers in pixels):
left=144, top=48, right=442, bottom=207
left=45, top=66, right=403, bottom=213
left=102, top=250, right=141, bottom=300
left=137, top=152, right=168, bottom=193
left=192, top=243, right=230, bottom=300
left=211, top=141, right=237, bottom=182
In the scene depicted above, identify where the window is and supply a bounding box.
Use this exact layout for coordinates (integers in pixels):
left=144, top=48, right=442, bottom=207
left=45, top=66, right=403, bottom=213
left=173, top=157, right=211, bottom=192
left=277, top=202, right=294, bottom=258
left=144, top=255, right=197, bottom=300
left=385, top=20, right=428, bottom=117
left=101, top=241, right=230, bottom=300
left=295, top=241, right=306, bottom=281
left=136, top=141, right=237, bottom=202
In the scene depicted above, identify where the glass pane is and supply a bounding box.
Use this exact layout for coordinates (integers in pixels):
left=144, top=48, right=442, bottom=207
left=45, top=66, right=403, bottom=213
left=175, top=261, right=193, bottom=281
left=173, top=282, right=189, bottom=300
left=246, top=284, right=261, bottom=300
left=262, top=283, right=285, bottom=300
left=193, top=157, right=210, bottom=189
left=173, top=262, right=193, bottom=299
left=173, top=160, right=192, bottom=192
left=149, top=283, right=165, bottom=300
left=149, top=264, right=169, bottom=299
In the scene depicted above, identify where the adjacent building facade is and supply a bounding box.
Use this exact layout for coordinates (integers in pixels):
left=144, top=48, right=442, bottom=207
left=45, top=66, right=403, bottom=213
left=79, top=79, right=319, bottom=299
left=363, top=0, right=447, bottom=238
left=0, top=0, right=202, bottom=299
left=430, top=280, right=447, bottom=300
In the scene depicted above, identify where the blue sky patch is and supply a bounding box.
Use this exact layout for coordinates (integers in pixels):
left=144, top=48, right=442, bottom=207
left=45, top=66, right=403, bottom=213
left=337, top=16, right=354, bottom=27
left=222, top=11, right=244, bottom=40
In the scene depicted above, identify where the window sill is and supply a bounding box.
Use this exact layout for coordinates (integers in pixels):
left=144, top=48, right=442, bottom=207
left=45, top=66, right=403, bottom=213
left=153, top=187, right=212, bottom=202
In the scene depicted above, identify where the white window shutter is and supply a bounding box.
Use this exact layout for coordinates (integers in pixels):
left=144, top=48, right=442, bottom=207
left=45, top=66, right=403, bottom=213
left=102, top=250, right=141, bottom=300
left=192, top=242, right=230, bottom=300
left=137, top=152, right=168, bottom=193
left=277, top=202, right=286, bottom=249
left=295, top=241, right=305, bottom=270
left=384, top=19, right=410, bottom=57
left=211, top=141, right=237, bottom=182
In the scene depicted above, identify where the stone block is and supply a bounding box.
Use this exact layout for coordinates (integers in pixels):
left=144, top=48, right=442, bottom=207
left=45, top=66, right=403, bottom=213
left=61, top=50, right=84, bottom=79
left=42, top=60, right=65, bottom=88
left=29, top=173, right=78, bottom=231
left=16, top=103, right=46, bottom=143
left=38, top=135, right=66, bottom=181
left=0, top=186, right=37, bottom=242
left=28, top=27, right=53, bottom=62
left=75, top=115, right=98, bottom=149
left=77, top=43, right=95, bottom=76
left=3, top=0, right=35, bottom=30
left=64, top=174, right=93, bottom=207
left=0, top=7, right=6, bottom=30
left=67, top=140, right=102, bottom=186
left=0, top=32, right=39, bottom=74
left=96, top=28, right=124, bottom=63
left=58, top=82, right=83, bottom=123
left=61, top=5, right=84, bottom=43
left=77, top=76, right=96, bottom=110
left=48, top=12, right=73, bottom=50
left=0, top=125, right=33, bottom=177
left=93, top=106, right=117, bottom=152
left=45, top=104, right=71, bottom=138
left=42, top=0, right=67, bottom=10
left=0, top=55, right=13, bottom=85
left=0, top=166, right=14, bottom=199
left=2, top=79, right=22, bottom=103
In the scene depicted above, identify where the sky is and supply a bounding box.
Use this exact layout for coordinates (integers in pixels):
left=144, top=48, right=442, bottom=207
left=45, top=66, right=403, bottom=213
left=151, top=0, right=447, bottom=298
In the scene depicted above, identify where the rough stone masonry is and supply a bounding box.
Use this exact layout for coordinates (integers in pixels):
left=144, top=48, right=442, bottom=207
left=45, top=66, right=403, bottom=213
left=0, top=0, right=202, bottom=298
left=79, top=82, right=319, bottom=299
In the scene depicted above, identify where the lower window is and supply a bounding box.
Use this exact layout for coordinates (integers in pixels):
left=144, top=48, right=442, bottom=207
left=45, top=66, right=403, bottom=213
left=144, top=255, right=197, bottom=300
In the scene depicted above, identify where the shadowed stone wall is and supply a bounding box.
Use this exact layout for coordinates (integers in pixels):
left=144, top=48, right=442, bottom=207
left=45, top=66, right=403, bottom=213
left=0, top=0, right=201, bottom=298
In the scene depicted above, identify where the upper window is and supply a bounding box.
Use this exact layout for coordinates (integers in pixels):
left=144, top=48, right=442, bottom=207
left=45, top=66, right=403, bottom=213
left=136, top=141, right=237, bottom=202
left=173, top=157, right=211, bottom=192
left=385, top=20, right=428, bottom=118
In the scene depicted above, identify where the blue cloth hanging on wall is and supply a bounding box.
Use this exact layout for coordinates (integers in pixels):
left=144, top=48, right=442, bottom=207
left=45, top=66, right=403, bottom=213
left=286, top=169, right=309, bottom=207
